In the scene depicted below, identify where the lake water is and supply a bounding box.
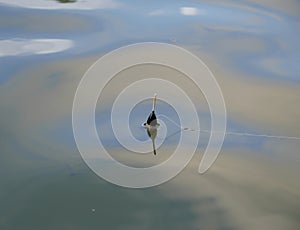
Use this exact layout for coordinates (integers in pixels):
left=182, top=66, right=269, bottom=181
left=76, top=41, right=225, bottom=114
left=0, top=0, right=300, bottom=229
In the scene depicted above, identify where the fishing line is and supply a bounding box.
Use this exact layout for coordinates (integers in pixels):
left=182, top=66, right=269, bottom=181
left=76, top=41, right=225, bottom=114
left=157, top=114, right=300, bottom=141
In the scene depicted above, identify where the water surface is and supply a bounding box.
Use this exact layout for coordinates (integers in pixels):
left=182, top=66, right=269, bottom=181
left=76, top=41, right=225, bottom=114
left=0, top=0, right=300, bottom=229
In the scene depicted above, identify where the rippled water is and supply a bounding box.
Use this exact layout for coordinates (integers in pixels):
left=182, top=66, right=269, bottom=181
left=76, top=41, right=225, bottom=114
left=0, top=0, right=300, bottom=229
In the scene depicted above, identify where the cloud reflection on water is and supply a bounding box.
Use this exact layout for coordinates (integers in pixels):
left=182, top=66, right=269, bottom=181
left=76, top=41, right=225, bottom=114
left=0, top=0, right=119, bottom=10
left=0, top=39, right=73, bottom=57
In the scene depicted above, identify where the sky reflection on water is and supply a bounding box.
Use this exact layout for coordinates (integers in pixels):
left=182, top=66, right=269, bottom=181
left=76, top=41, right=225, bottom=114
left=0, top=0, right=300, bottom=229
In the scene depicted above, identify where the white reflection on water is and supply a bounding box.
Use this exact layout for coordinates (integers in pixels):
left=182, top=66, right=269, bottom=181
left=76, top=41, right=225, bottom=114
left=0, top=0, right=119, bottom=10
left=0, top=39, right=73, bottom=57
left=180, top=7, right=204, bottom=16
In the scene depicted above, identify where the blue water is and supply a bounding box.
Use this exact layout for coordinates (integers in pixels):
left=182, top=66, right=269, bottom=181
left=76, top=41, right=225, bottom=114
left=1, top=1, right=300, bottom=229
